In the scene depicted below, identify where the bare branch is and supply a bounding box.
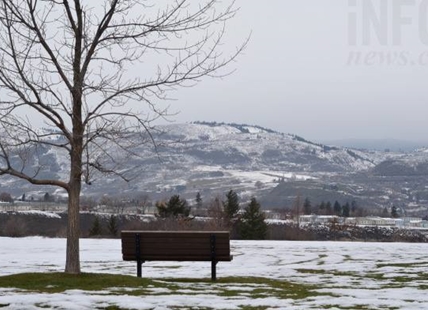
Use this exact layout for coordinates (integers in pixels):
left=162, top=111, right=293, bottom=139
left=0, top=0, right=245, bottom=273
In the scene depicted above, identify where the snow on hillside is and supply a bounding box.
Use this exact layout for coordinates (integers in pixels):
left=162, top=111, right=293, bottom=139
left=130, top=122, right=365, bottom=200
left=157, top=123, right=379, bottom=172
left=1, top=237, right=428, bottom=309
left=0, top=122, right=423, bottom=208
left=162, top=123, right=243, bottom=141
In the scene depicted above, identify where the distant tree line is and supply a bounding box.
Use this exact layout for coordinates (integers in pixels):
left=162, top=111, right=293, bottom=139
left=0, top=191, right=64, bottom=203
left=93, top=189, right=267, bottom=240
left=153, top=190, right=268, bottom=240
left=301, top=197, right=403, bottom=218
left=301, top=198, right=362, bottom=217
left=89, top=214, right=118, bottom=237
left=291, top=135, right=339, bottom=152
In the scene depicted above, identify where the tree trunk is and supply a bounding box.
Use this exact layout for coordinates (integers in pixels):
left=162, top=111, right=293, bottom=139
left=65, top=187, right=81, bottom=273
left=66, top=22, right=84, bottom=271
left=65, top=126, right=83, bottom=273
left=65, top=168, right=82, bottom=274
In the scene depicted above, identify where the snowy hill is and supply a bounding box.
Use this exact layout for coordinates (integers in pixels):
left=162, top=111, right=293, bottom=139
left=155, top=122, right=380, bottom=172
left=1, top=122, right=428, bottom=215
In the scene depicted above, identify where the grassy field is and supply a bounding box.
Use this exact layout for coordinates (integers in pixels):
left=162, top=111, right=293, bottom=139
left=1, top=238, right=428, bottom=309
left=0, top=272, right=332, bottom=310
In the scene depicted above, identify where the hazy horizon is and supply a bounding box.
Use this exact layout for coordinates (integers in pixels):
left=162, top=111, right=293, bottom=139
left=161, top=0, right=428, bottom=143
left=3, top=1, right=426, bottom=144
left=158, top=120, right=428, bottom=150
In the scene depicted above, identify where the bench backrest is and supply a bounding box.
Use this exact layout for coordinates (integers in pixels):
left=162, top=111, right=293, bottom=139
left=121, top=230, right=232, bottom=262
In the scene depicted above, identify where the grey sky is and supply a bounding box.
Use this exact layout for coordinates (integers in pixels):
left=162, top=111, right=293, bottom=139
left=166, top=0, right=428, bottom=143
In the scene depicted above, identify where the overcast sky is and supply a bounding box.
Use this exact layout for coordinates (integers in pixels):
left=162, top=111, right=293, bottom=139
left=165, top=0, right=428, bottom=143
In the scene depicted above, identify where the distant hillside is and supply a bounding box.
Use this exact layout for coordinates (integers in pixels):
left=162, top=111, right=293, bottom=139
left=0, top=122, right=378, bottom=194
left=322, top=138, right=428, bottom=152
left=1, top=122, right=428, bottom=215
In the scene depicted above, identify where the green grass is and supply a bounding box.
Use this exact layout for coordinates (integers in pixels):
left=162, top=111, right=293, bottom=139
left=96, top=306, right=133, bottom=310
left=34, top=304, right=52, bottom=309
left=150, top=265, right=181, bottom=269
left=320, top=305, right=396, bottom=310
left=295, top=268, right=357, bottom=277
left=0, top=272, right=326, bottom=300
left=0, top=273, right=153, bottom=293
left=0, top=271, right=421, bottom=309
left=186, top=276, right=325, bottom=299
left=321, top=306, right=368, bottom=309
left=376, top=261, right=428, bottom=268
left=294, top=268, right=428, bottom=292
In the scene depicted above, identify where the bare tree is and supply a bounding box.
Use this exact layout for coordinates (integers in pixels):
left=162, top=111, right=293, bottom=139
left=0, top=0, right=246, bottom=274
left=80, top=195, right=97, bottom=211
left=0, top=192, right=13, bottom=202
left=293, top=194, right=302, bottom=225
left=136, top=194, right=151, bottom=214
left=100, top=195, right=128, bottom=214
left=207, top=196, right=227, bottom=229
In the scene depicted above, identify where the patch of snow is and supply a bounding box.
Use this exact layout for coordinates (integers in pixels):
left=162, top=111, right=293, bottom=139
left=1, top=238, right=428, bottom=309
left=17, top=210, right=61, bottom=218
left=0, top=210, right=61, bottom=218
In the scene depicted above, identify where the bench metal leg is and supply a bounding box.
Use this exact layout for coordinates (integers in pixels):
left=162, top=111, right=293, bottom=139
left=137, top=260, right=142, bottom=278
left=210, top=234, right=217, bottom=281
left=211, top=260, right=218, bottom=281
left=136, top=233, right=143, bottom=278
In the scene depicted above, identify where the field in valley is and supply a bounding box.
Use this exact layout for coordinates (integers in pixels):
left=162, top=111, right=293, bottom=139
left=1, top=237, right=428, bottom=309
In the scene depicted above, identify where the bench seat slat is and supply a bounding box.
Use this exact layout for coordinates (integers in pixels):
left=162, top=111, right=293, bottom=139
left=121, top=239, right=230, bottom=247
left=121, top=237, right=230, bottom=243
left=123, top=254, right=233, bottom=261
left=121, top=245, right=230, bottom=252
left=121, top=231, right=229, bottom=238
left=122, top=249, right=231, bottom=258
left=121, top=241, right=230, bottom=249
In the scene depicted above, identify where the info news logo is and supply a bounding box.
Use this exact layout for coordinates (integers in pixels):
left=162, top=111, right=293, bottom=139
left=347, top=0, right=428, bottom=66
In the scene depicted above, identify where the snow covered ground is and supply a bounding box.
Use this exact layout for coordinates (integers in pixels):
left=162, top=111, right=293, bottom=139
left=1, top=237, right=428, bottom=309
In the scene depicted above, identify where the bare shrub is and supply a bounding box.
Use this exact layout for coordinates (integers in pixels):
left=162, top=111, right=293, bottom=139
left=147, top=218, right=194, bottom=231
left=267, top=223, right=288, bottom=240
left=56, top=226, right=67, bottom=238
left=3, top=217, right=28, bottom=237
left=121, top=219, right=150, bottom=231
left=206, top=197, right=229, bottom=230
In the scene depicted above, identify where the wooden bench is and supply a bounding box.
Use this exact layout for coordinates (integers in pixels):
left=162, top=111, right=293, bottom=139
left=121, top=231, right=233, bottom=280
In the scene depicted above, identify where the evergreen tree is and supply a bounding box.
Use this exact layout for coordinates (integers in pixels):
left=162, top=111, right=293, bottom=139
left=351, top=200, right=358, bottom=215
left=382, top=206, right=389, bottom=217
left=156, top=195, right=190, bottom=218
left=240, top=197, right=267, bottom=240
left=223, top=190, right=240, bottom=220
left=303, top=198, right=312, bottom=215
left=107, top=215, right=118, bottom=236
left=333, top=200, right=342, bottom=216
left=89, top=216, right=102, bottom=236
left=391, top=205, right=399, bottom=218
left=195, top=192, right=203, bottom=209
left=325, top=201, right=332, bottom=215
left=318, top=201, right=326, bottom=215
left=342, top=202, right=350, bottom=217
